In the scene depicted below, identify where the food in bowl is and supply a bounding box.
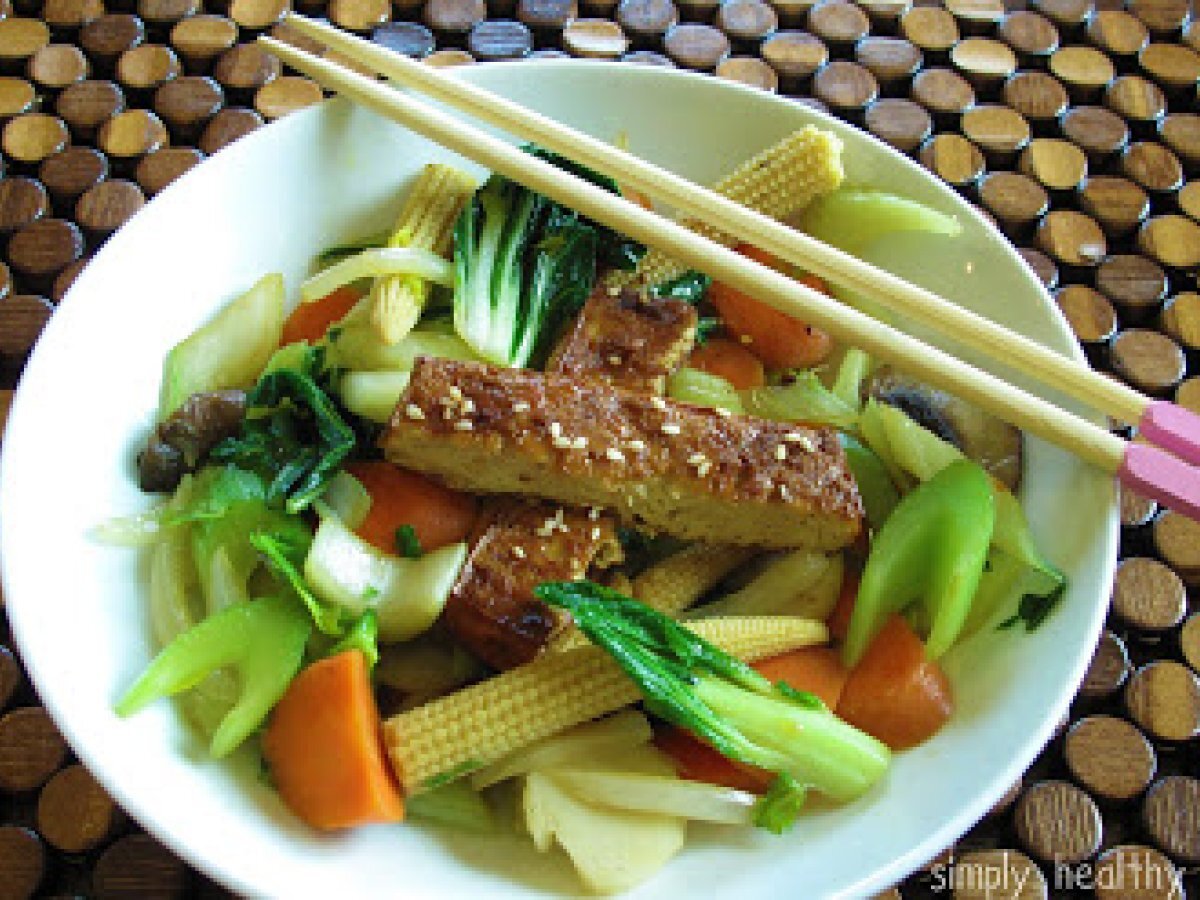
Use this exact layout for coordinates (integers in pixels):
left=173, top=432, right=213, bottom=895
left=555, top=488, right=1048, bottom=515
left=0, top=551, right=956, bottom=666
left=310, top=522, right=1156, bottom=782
left=105, top=119, right=1065, bottom=895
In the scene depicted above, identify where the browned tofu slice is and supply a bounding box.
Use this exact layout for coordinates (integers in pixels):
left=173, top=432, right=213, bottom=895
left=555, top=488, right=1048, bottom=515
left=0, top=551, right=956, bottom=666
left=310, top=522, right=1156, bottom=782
left=547, top=287, right=698, bottom=393
left=383, top=358, right=863, bottom=549
left=443, top=501, right=622, bottom=670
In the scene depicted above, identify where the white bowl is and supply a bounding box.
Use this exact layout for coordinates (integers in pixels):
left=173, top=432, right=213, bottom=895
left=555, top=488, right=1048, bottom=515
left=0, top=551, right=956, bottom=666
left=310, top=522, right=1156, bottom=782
left=0, top=62, right=1116, bottom=899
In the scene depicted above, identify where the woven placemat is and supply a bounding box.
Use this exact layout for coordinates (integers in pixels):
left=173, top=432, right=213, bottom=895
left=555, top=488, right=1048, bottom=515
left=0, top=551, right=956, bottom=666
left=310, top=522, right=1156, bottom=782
left=2, top=0, right=1199, bottom=896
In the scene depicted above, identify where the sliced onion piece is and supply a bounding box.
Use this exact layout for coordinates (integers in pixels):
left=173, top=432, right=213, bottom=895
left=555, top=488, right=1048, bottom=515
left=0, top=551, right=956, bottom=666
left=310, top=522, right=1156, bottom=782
left=546, top=769, right=758, bottom=826
left=300, top=248, right=454, bottom=303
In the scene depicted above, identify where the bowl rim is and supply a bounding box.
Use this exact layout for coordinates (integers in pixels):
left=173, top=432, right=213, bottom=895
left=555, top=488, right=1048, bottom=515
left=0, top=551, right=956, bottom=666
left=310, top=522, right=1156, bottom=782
left=0, top=59, right=1119, bottom=899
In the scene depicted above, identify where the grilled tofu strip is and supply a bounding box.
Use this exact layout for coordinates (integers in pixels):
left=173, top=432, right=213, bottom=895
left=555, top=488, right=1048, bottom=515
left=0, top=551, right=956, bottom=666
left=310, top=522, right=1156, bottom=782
left=440, top=288, right=698, bottom=669
left=383, top=357, right=863, bottom=549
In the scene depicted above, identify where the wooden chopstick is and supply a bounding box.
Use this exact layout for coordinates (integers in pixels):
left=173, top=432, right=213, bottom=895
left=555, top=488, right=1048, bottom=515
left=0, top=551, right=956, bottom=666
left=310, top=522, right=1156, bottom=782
left=278, top=13, right=1148, bottom=438
left=258, top=34, right=1130, bottom=474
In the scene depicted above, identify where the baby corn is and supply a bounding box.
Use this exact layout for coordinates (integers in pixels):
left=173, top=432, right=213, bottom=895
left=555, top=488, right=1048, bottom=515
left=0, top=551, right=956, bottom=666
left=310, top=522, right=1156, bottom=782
left=612, top=126, right=844, bottom=289
left=632, top=544, right=758, bottom=617
left=383, top=615, right=827, bottom=794
left=371, top=163, right=476, bottom=344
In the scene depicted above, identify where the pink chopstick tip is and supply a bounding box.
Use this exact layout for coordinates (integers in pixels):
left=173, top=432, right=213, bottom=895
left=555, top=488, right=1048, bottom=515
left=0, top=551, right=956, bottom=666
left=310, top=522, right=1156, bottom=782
left=1139, top=401, right=1200, bottom=468
left=1119, top=442, right=1200, bottom=523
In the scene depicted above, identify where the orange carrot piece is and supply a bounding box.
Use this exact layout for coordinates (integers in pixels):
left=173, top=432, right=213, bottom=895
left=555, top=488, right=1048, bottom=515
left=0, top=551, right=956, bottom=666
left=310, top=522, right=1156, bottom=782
left=754, top=646, right=849, bottom=710
left=262, top=650, right=404, bottom=830
left=709, top=245, right=834, bottom=370
left=345, top=461, right=478, bottom=555
left=836, top=615, right=954, bottom=751
left=653, top=726, right=774, bottom=794
left=280, top=286, right=362, bottom=346
left=688, top=337, right=766, bottom=390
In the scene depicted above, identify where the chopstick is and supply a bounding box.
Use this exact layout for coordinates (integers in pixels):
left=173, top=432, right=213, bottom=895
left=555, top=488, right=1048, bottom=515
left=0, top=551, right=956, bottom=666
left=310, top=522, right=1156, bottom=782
left=256, top=32, right=1200, bottom=521
left=273, top=13, right=1200, bottom=474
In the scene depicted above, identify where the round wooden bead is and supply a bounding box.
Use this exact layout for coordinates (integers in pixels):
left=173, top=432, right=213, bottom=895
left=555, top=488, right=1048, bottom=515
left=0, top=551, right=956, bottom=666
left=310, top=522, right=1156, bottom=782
left=98, top=108, right=169, bottom=163
left=370, top=22, right=435, bottom=59
left=1179, top=181, right=1200, bottom=222
left=423, top=48, right=475, bottom=67
left=1064, top=715, right=1155, bottom=802
left=26, top=43, right=89, bottom=92
left=1128, top=0, right=1191, bottom=37
left=36, top=764, right=123, bottom=853
left=50, top=256, right=86, bottom=302
left=1, top=113, right=69, bottom=166
left=858, top=0, right=909, bottom=29
left=0, top=19, right=51, bottom=70
left=808, top=0, right=868, bottom=47
left=616, top=0, right=676, bottom=46
left=1161, top=292, right=1200, bottom=357
left=41, top=0, right=105, bottom=33
left=715, top=56, right=778, bottom=92
left=1031, top=0, right=1091, bottom=33
left=1159, top=114, right=1200, bottom=172
left=663, top=23, right=728, bottom=70
left=1050, top=45, right=1115, bottom=101
left=116, top=44, right=180, bottom=94
left=1137, top=215, right=1200, bottom=271
left=950, top=849, right=1047, bottom=899
left=425, top=0, right=486, bottom=38
left=1014, top=780, right=1102, bottom=864
left=517, top=0, right=577, bottom=35
left=1111, top=556, right=1187, bottom=632
left=979, top=170, right=1048, bottom=234
left=1081, top=630, right=1130, bottom=699
left=813, top=59, right=877, bottom=115
left=0, top=177, right=48, bottom=233
left=1122, top=142, right=1183, bottom=193
left=944, top=0, right=1003, bottom=34
left=855, top=36, right=921, bottom=87
left=329, top=0, right=391, bottom=34
left=75, top=178, right=145, bottom=238
left=910, top=67, right=974, bottom=119
left=1182, top=613, right=1200, bottom=672
left=1142, top=776, right=1200, bottom=864
left=138, top=0, right=198, bottom=39
left=6, top=219, right=84, bottom=282
left=80, top=14, right=146, bottom=70
left=767, top=0, right=817, bottom=29
left=1002, top=71, right=1068, bottom=127
left=1035, top=209, right=1106, bottom=267
left=715, top=0, right=776, bottom=47
left=1187, top=19, right=1200, bottom=52
left=920, top=133, right=985, bottom=189
left=1176, top=376, right=1200, bottom=414
left=0, top=707, right=67, bottom=793
left=1079, top=176, right=1150, bottom=237
left=0, top=77, right=36, bottom=118
left=197, top=106, right=258, bottom=155
left=961, top=104, right=1030, bottom=163
left=55, top=79, right=126, bottom=139
left=761, top=31, right=826, bottom=89
left=1110, top=328, right=1185, bottom=396
left=1152, top=508, right=1200, bottom=588
left=229, top=0, right=288, bottom=31
left=38, top=146, right=106, bottom=210
left=1056, top=283, right=1117, bottom=347
left=900, top=6, right=959, bottom=55
left=134, top=145, right=200, bottom=193
left=864, top=98, right=930, bottom=152
left=562, top=19, right=629, bottom=57
left=0, top=826, right=45, bottom=900
left=92, top=834, right=190, bottom=900
left=1106, top=75, right=1167, bottom=130
left=1126, top=659, right=1200, bottom=741
left=951, top=37, right=1016, bottom=89
left=1018, top=246, right=1058, bottom=289
left=1061, top=105, right=1129, bottom=161
left=153, top=73, right=223, bottom=139
left=1087, top=10, right=1150, bottom=60
left=254, top=75, right=322, bottom=120
left=621, top=49, right=674, bottom=65
left=1019, top=137, right=1087, bottom=192
left=1095, top=253, right=1167, bottom=317
left=169, top=15, right=239, bottom=71
left=999, top=10, right=1059, bottom=59
left=213, top=43, right=279, bottom=97
left=0, top=646, right=21, bottom=712
left=1139, top=43, right=1200, bottom=92
left=1093, top=846, right=1179, bottom=900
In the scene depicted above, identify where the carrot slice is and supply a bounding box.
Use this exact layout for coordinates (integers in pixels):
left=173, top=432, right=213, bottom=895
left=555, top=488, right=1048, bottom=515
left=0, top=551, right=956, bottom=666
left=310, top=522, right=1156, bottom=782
left=709, top=245, right=833, bottom=370
left=754, top=646, right=849, bottom=710
left=345, top=461, right=478, bottom=555
left=280, top=286, right=362, bottom=346
left=262, top=650, right=404, bottom=830
left=653, top=726, right=774, bottom=794
left=688, top=337, right=766, bottom=390
left=836, top=614, right=954, bottom=751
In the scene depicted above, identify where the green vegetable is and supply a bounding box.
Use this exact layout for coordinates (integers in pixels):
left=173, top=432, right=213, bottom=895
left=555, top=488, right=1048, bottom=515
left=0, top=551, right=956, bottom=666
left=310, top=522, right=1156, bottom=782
left=667, top=367, right=744, bottom=414
left=830, top=347, right=870, bottom=410
left=651, top=270, right=710, bottom=305
left=752, top=773, right=806, bottom=835
left=406, top=780, right=497, bottom=833
left=314, top=230, right=390, bottom=266
left=328, top=324, right=480, bottom=372
left=838, top=435, right=900, bottom=531
left=159, top=273, right=285, bottom=419
left=330, top=610, right=380, bottom=669
left=694, top=316, right=721, bottom=346
left=843, top=459, right=995, bottom=667
left=116, top=594, right=311, bottom=757
left=743, top=371, right=858, bottom=430
left=453, top=148, right=644, bottom=368
left=250, top=530, right=345, bottom=636
left=394, top=524, right=422, bottom=559
left=800, top=188, right=961, bottom=256
left=338, top=370, right=411, bottom=424
left=536, top=581, right=890, bottom=818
